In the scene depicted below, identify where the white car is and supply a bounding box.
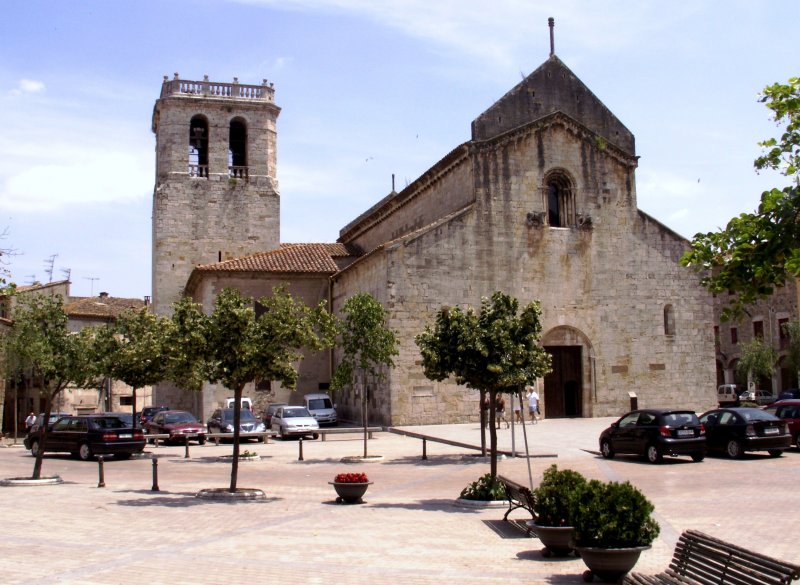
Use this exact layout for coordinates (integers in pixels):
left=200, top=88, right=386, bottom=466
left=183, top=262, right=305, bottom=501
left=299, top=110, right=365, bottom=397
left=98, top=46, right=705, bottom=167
left=271, top=406, right=320, bottom=440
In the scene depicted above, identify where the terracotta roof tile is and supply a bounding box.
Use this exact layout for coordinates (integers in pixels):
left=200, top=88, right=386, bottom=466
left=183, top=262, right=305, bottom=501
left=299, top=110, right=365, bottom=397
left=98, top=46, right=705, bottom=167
left=65, top=296, right=148, bottom=319
left=195, top=243, right=358, bottom=274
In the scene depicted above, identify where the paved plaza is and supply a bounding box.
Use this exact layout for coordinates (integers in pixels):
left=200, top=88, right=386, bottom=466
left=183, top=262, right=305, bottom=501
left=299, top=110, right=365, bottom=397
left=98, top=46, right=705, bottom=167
left=1, top=418, right=798, bottom=584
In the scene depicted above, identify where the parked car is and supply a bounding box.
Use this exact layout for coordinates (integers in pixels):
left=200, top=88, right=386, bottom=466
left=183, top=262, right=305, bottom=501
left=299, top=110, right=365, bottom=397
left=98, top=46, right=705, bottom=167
left=206, top=408, right=267, bottom=442
left=261, top=402, right=288, bottom=427
left=139, top=405, right=169, bottom=426
left=763, top=400, right=800, bottom=450
left=144, top=410, right=207, bottom=444
left=698, top=407, right=791, bottom=458
left=777, top=389, right=800, bottom=401
left=304, top=393, right=337, bottom=426
left=271, top=406, right=320, bottom=440
left=599, top=409, right=706, bottom=464
left=755, top=390, right=776, bottom=406
left=24, top=414, right=145, bottom=461
left=27, top=411, right=70, bottom=435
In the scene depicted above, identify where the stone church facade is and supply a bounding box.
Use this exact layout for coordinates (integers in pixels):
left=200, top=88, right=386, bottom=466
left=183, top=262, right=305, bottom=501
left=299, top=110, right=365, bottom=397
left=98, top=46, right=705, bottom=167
left=151, top=54, right=718, bottom=425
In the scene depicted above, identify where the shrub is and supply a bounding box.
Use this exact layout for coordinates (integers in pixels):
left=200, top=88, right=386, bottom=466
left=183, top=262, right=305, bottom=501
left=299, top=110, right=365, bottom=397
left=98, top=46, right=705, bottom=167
left=532, top=464, right=588, bottom=527
left=460, top=473, right=506, bottom=501
left=572, top=479, right=660, bottom=548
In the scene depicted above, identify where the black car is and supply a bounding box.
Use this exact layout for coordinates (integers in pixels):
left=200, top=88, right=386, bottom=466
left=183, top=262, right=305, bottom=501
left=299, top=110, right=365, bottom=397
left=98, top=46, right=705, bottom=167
left=23, top=414, right=146, bottom=461
left=139, top=405, right=169, bottom=426
left=27, top=411, right=70, bottom=435
left=777, top=389, right=800, bottom=401
left=599, top=409, right=706, bottom=464
left=699, top=407, right=791, bottom=458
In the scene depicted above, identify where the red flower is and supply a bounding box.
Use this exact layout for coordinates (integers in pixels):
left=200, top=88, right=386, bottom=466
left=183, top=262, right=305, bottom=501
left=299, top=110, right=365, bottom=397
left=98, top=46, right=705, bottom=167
left=334, top=472, right=369, bottom=483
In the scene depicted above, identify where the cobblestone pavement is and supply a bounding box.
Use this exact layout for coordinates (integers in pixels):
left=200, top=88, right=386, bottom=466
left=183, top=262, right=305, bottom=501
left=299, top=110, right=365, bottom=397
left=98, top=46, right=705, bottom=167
left=1, top=418, right=798, bottom=584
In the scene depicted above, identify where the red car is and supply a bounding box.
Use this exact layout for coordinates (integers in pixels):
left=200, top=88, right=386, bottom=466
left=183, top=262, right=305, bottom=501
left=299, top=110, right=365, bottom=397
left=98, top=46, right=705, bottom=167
left=764, top=400, right=800, bottom=450
left=144, top=410, right=207, bottom=445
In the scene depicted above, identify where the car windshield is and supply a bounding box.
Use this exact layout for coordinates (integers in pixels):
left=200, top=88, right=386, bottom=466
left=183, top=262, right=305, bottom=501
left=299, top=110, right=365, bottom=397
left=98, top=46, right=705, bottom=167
left=283, top=408, right=311, bottom=418
left=166, top=412, right=197, bottom=424
left=308, top=398, right=331, bottom=409
left=737, top=409, right=778, bottom=422
left=91, top=417, right=128, bottom=429
left=660, top=412, right=699, bottom=426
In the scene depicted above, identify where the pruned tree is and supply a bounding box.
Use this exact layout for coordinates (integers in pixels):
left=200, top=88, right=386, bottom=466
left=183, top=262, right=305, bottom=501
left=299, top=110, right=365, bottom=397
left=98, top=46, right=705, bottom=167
left=4, top=294, right=97, bottom=479
left=781, top=320, right=800, bottom=387
left=170, top=287, right=337, bottom=492
left=681, top=77, right=800, bottom=320
left=415, top=291, right=552, bottom=479
left=330, top=293, right=398, bottom=458
left=94, top=307, right=172, bottom=428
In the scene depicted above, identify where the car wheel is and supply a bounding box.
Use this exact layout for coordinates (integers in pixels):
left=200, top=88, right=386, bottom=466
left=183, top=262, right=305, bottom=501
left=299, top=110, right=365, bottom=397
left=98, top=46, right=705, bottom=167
left=312, top=433, right=319, bottom=440
left=198, top=437, right=206, bottom=446
left=726, top=439, right=743, bottom=459
left=795, top=436, right=800, bottom=450
left=78, top=443, right=93, bottom=461
left=29, top=439, right=40, bottom=457
left=600, top=439, right=614, bottom=459
left=690, top=452, right=705, bottom=462
left=768, top=449, right=783, bottom=458
left=646, top=444, right=662, bottom=464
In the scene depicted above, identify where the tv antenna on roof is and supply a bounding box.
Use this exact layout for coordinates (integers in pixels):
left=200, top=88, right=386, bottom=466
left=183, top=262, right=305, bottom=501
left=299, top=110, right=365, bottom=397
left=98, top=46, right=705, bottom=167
left=84, top=277, right=99, bottom=296
left=44, top=254, right=58, bottom=282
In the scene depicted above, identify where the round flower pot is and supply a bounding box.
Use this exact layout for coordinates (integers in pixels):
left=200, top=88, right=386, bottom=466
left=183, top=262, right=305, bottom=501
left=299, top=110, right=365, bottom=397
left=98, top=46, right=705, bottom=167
left=574, top=545, right=650, bottom=582
left=529, top=523, right=576, bottom=557
left=329, top=481, right=372, bottom=504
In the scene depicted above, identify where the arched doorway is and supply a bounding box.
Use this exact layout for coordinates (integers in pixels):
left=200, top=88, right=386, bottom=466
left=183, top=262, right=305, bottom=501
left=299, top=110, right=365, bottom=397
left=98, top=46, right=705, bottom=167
left=541, top=326, right=593, bottom=418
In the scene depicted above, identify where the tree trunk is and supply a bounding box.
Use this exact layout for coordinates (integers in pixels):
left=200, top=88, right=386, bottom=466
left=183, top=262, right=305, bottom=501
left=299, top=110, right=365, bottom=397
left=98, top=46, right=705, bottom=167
left=131, top=387, right=138, bottom=430
left=362, top=371, right=368, bottom=458
left=489, top=391, right=498, bottom=479
left=479, top=390, right=487, bottom=456
left=229, top=385, right=244, bottom=492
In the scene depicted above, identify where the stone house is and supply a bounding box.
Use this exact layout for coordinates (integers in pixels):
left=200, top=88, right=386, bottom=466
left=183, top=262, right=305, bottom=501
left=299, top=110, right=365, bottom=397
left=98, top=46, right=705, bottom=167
left=152, top=49, right=720, bottom=425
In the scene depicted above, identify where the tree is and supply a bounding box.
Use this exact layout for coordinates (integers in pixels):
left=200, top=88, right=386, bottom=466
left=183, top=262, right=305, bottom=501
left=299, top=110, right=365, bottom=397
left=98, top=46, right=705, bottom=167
left=736, top=337, right=777, bottom=391
left=4, top=294, right=97, bottom=479
left=330, top=293, right=399, bottom=458
left=681, top=77, right=800, bottom=320
left=94, top=308, right=172, bottom=428
left=415, top=291, right=552, bottom=478
left=782, top=320, right=800, bottom=387
left=171, top=287, right=337, bottom=492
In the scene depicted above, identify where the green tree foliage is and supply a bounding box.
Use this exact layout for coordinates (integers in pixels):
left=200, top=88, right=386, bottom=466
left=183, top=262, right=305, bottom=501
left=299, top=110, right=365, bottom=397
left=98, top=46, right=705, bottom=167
left=4, top=294, right=97, bottom=479
left=170, top=287, right=337, bottom=492
left=681, top=77, right=800, bottom=320
left=415, top=291, right=551, bottom=478
left=736, top=336, right=778, bottom=388
left=330, top=293, right=398, bottom=458
left=94, top=308, right=172, bottom=427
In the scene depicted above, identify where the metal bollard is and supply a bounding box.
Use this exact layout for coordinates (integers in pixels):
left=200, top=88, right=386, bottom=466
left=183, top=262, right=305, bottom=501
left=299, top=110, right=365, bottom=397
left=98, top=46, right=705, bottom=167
left=422, top=438, right=428, bottom=461
left=184, top=441, right=191, bottom=459
left=97, top=455, right=106, bottom=488
left=151, top=456, right=160, bottom=491
left=298, top=437, right=304, bottom=461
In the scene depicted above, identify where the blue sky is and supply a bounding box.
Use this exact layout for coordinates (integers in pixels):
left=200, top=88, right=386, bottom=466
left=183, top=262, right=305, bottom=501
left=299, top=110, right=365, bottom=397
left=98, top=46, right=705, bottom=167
left=0, top=1, right=796, bottom=299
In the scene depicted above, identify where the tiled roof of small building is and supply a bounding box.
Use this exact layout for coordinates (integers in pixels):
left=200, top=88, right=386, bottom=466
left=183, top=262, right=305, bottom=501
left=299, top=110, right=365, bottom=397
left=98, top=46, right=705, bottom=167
left=195, top=243, right=358, bottom=274
left=65, top=295, right=148, bottom=319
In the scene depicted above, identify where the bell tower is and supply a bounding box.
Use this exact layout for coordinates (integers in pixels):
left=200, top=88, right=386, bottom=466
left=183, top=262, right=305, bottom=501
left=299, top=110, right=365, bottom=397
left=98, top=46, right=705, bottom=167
left=151, top=74, right=281, bottom=315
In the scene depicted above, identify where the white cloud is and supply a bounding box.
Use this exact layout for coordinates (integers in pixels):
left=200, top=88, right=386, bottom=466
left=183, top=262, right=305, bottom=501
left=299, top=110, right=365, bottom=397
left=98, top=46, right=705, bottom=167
left=8, top=78, right=46, bottom=97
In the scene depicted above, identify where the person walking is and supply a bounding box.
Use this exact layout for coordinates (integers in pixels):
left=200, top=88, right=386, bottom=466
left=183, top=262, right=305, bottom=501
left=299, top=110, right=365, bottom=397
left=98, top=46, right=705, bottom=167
left=25, top=411, right=36, bottom=432
left=526, top=386, right=540, bottom=424
left=513, top=393, right=523, bottom=424
left=495, top=395, right=509, bottom=429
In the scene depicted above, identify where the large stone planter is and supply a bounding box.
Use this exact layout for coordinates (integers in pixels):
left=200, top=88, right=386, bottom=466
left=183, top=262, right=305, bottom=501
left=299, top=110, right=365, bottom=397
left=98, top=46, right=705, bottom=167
left=529, top=523, right=576, bottom=557
left=329, top=481, right=372, bottom=504
left=574, top=545, right=650, bottom=582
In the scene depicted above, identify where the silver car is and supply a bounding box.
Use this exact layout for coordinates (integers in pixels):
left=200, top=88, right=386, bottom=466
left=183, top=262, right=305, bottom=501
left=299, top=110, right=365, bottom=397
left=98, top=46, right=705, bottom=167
left=271, top=406, right=320, bottom=440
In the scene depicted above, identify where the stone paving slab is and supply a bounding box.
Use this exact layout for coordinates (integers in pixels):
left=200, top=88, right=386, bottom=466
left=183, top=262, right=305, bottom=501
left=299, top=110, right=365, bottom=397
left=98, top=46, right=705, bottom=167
left=1, top=418, right=798, bottom=584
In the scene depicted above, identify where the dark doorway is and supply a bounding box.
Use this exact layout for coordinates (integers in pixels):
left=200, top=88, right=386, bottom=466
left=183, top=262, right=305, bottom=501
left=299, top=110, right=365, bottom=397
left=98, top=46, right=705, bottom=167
left=543, top=346, right=582, bottom=417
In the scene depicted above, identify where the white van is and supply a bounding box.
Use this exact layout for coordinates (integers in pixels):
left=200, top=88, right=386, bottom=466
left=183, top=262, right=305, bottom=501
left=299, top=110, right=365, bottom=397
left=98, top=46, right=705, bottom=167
left=304, top=393, right=337, bottom=426
left=225, top=397, right=253, bottom=410
left=717, top=384, right=751, bottom=406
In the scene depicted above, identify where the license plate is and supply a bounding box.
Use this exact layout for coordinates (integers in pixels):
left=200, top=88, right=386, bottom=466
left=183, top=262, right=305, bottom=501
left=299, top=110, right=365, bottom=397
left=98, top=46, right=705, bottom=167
left=677, top=429, right=694, bottom=437
left=186, top=433, right=197, bottom=438
left=119, top=433, right=132, bottom=439
left=764, top=427, right=779, bottom=435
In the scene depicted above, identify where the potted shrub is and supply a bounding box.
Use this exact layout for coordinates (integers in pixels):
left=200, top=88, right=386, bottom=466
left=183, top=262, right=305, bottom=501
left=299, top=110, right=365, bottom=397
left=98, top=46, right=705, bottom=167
left=531, top=465, right=587, bottom=556
left=329, top=472, right=371, bottom=504
left=572, top=479, right=660, bottom=582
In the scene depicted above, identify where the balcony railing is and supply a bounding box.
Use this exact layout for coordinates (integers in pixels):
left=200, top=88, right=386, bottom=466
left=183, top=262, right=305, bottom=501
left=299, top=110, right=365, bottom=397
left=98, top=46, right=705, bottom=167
left=188, top=164, right=208, bottom=178
left=229, top=166, right=249, bottom=180
left=161, top=74, right=275, bottom=102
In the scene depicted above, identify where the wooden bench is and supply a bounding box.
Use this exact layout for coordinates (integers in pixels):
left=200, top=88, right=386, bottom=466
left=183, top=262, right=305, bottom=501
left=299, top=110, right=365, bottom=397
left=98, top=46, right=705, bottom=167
left=497, top=475, right=537, bottom=533
left=624, top=529, right=800, bottom=585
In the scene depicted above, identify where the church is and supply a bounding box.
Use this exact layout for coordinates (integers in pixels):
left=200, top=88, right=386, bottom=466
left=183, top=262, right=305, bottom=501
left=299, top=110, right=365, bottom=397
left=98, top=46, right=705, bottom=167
left=150, top=38, right=717, bottom=425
